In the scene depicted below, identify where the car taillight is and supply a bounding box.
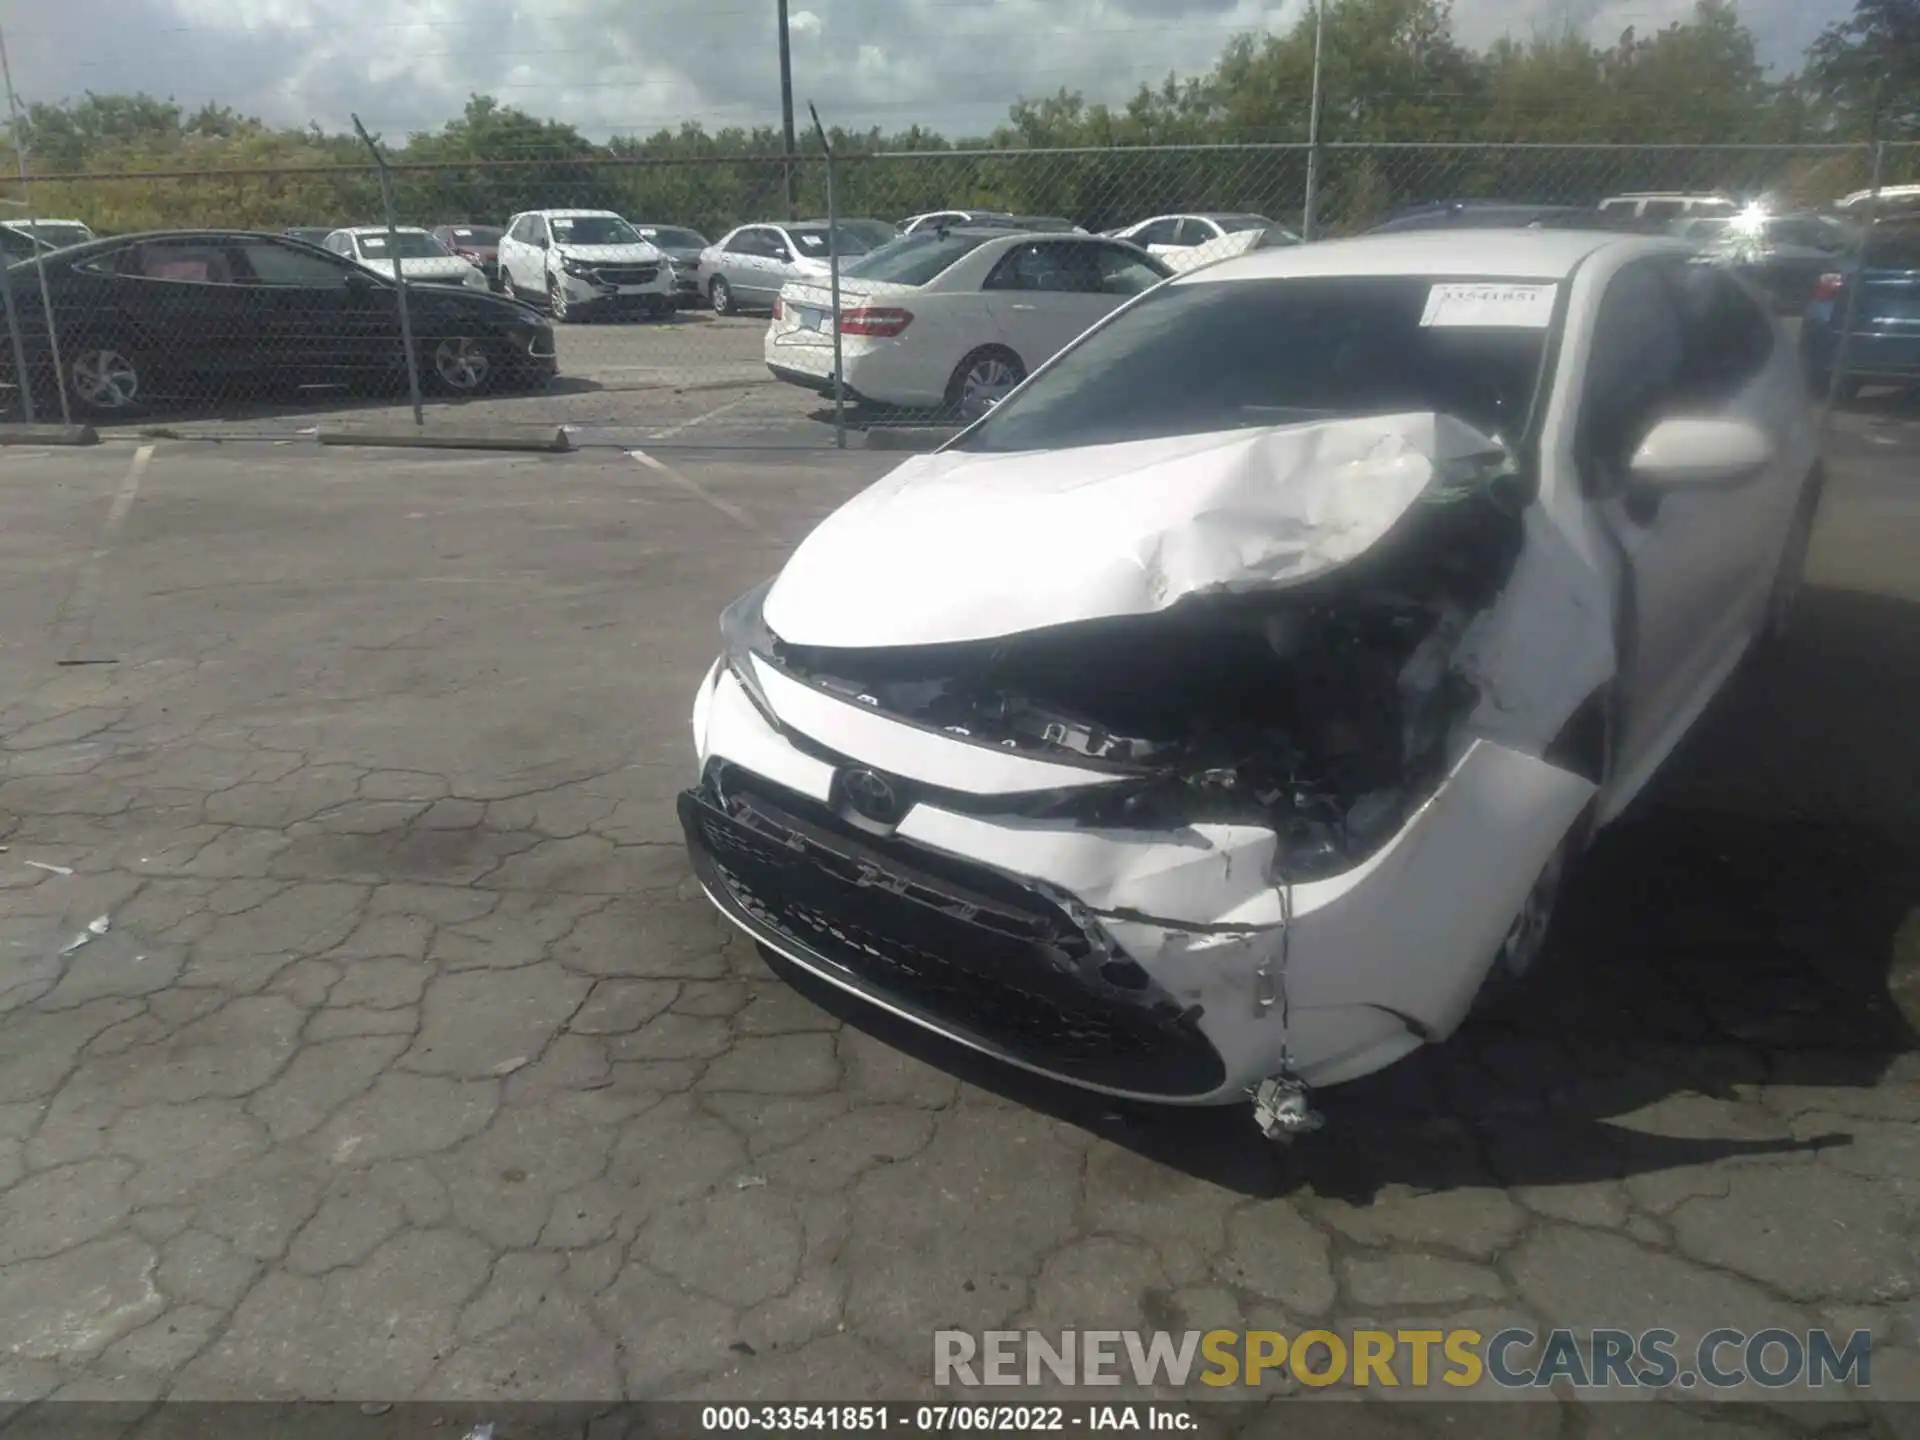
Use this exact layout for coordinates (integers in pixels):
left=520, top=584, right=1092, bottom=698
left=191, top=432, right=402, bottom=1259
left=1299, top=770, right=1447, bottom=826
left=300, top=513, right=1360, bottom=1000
left=1811, top=272, right=1845, bottom=302
left=838, top=306, right=913, bottom=337
left=772, top=298, right=783, bottom=320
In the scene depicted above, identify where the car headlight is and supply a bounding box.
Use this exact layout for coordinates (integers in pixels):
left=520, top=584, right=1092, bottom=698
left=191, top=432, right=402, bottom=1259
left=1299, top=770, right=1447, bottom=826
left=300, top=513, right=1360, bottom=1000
left=560, top=256, right=592, bottom=277
left=464, top=267, right=488, bottom=289
left=719, top=577, right=781, bottom=726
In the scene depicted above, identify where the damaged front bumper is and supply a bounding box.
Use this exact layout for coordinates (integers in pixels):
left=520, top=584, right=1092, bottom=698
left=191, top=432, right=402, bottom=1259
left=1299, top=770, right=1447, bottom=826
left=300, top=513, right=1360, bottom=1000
left=681, top=658, right=1596, bottom=1105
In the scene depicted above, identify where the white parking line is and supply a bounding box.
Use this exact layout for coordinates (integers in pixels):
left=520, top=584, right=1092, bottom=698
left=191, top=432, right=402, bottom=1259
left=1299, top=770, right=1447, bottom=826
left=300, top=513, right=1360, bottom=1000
left=645, top=394, right=753, bottom=442
left=58, top=442, right=155, bottom=656
left=627, top=448, right=758, bottom=532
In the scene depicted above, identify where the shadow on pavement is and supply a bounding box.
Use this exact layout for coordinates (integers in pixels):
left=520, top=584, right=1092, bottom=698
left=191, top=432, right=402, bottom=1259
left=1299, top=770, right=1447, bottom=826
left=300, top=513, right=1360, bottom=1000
left=771, top=584, right=1920, bottom=1199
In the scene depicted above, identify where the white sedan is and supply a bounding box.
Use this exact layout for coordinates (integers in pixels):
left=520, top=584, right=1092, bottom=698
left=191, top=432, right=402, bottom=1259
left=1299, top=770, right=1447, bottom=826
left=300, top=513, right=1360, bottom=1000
left=686, top=228, right=1821, bottom=1137
left=322, top=227, right=490, bottom=292
left=763, top=229, right=1171, bottom=417
left=1107, top=211, right=1299, bottom=263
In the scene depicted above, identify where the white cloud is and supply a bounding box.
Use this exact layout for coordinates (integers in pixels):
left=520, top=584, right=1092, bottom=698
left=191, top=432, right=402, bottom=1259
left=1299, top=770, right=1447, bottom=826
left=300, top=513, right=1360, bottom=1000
left=2, top=0, right=1851, bottom=143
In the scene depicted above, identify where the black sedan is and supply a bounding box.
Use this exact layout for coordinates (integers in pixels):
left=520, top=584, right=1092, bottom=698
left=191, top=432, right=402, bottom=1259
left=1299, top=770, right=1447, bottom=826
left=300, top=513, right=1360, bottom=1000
left=0, top=230, right=557, bottom=418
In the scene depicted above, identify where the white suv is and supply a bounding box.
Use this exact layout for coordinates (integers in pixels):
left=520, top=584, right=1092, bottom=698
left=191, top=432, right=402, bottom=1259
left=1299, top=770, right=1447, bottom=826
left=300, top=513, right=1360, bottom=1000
left=496, top=210, right=674, bottom=322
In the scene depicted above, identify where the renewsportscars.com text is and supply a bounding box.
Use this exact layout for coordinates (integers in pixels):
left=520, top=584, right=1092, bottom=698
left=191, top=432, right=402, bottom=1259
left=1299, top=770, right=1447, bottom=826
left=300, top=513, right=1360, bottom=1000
left=933, top=1328, right=1873, bottom=1391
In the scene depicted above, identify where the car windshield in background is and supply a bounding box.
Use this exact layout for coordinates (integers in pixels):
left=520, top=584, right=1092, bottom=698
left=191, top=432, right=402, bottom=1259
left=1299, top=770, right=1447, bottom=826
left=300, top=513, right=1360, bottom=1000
left=639, top=227, right=707, bottom=249
left=357, top=232, right=450, bottom=259
left=450, top=226, right=504, bottom=245
left=1009, top=216, right=1079, bottom=232
left=1866, top=223, right=1920, bottom=269
left=844, top=230, right=998, bottom=285
left=789, top=227, right=873, bottom=256
left=956, top=274, right=1551, bottom=455
left=551, top=216, right=641, bottom=245
left=19, top=223, right=89, bottom=248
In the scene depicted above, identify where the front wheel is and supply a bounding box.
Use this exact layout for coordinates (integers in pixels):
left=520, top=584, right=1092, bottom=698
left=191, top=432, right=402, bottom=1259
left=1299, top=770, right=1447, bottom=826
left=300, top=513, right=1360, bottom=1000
left=709, top=276, right=735, bottom=316
left=426, top=336, right=497, bottom=396
left=67, top=342, right=145, bottom=416
left=548, top=273, right=572, bottom=323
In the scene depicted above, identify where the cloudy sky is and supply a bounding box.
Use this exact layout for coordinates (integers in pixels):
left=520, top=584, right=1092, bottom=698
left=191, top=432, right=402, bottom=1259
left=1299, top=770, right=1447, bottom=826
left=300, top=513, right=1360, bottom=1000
left=5, top=0, right=1851, bottom=142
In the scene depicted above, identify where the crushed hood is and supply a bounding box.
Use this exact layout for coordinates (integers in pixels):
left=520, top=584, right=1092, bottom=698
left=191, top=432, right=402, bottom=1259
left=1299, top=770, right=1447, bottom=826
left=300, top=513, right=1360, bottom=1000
left=762, top=413, right=1510, bottom=649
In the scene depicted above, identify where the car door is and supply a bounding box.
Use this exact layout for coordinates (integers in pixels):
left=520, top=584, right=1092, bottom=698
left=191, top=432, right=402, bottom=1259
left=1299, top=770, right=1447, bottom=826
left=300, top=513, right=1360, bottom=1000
left=82, top=238, right=256, bottom=393
left=231, top=236, right=391, bottom=385
left=717, top=228, right=763, bottom=295
left=1578, top=256, right=1789, bottom=792
left=980, top=240, right=1120, bottom=366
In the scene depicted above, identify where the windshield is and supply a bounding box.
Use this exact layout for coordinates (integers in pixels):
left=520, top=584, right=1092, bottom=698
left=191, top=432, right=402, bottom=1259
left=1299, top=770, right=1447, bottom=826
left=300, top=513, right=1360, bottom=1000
left=788, top=226, right=873, bottom=256
left=448, top=226, right=503, bottom=245
left=356, top=232, right=451, bottom=260
left=1009, top=216, right=1079, bottom=233
left=19, top=222, right=90, bottom=248
left=637, top=226, right=707, bottom=249
left=845, top=230, right=996, bottom=285
left=550, top=215, right=641, bottom=245
left=956, top=274, right=1551, bottom=455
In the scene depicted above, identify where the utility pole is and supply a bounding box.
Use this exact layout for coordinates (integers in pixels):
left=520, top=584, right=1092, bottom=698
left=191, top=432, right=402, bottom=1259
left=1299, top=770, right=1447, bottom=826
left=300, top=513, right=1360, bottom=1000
left=1301, top=0, right=1327, bottom=241
left=777, top=0, right=798, bottom=220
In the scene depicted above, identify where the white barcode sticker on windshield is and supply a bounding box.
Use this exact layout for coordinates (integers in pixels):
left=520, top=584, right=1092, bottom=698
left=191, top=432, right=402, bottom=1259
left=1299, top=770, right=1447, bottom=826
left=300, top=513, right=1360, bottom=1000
left=1420, top=282, right=1557, bottom=329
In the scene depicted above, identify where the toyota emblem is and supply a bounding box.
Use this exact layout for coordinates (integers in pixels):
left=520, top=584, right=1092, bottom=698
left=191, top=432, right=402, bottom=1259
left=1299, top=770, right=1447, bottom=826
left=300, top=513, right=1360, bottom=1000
left=839, top=768, right=900, bottom=824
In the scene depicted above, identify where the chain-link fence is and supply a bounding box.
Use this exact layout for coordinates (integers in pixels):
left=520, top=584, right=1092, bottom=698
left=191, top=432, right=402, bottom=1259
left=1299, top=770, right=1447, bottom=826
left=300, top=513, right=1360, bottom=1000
left=0, top=140, right=1913, bottom=442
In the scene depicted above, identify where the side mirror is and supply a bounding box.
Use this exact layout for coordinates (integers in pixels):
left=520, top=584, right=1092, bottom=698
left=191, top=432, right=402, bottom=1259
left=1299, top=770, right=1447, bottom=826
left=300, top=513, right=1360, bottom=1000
left=535, top=236, right=550, bottom=250
left=1628, top=415, right=1775, bottom=492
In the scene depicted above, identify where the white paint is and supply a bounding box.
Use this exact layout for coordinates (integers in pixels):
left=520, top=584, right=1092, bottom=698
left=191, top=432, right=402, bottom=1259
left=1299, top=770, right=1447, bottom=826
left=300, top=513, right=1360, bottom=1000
left=764, top=413, right=1505, bottom=648
left=104, top=443, right=154, bottom=534
left=628, top=448, right=755, bottom=530
left=645, top=394, right=752, bottom=442
left=1420, top=282, right=1557, bottom=328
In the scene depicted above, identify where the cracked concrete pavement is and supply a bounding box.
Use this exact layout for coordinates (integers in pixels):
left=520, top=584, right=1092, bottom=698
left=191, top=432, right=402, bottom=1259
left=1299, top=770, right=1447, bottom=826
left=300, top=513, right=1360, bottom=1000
left=0, top=415, right=1915, bottom=1427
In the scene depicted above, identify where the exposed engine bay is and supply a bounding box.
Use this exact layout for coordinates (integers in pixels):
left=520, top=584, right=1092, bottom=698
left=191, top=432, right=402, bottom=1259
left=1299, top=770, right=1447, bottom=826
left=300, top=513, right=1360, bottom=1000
left=758, top=471, right=1527, bottom=880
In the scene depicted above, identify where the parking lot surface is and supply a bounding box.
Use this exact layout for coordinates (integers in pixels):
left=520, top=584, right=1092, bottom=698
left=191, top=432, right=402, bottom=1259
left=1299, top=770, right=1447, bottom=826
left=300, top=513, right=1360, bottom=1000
left=0, top=404, right=1914, bottom=1426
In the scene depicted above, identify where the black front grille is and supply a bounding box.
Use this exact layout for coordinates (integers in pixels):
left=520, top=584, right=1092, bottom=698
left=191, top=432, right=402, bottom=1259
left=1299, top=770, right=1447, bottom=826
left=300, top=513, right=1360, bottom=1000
left=679, top=769, right=1226, bottom=1097
left=596, top=264, right=660, bottom=285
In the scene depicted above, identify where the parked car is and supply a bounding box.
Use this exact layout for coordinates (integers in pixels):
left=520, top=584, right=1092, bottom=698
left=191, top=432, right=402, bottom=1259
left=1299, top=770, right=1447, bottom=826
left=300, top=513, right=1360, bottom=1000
left=1802, top=213, right=1920, bottom=399
left=429, top=224, right=506, bottom=288
left=1832, top=183, right=1920, bottom=214
left=0, top=224, right=54, bottom=262
left=633, top=224, right=712, bottom=305
left=1596, top=192, right=1739, bottom=224
left=1108, top=212, right=1298, bottom=261
left=496, top=210, right=676, bottom=322
left=1368, top=201, right=1586, bottom=234
left=1159, top=223, right=1301, bottom=274
left=698, top=223, right=875, bottom=316
left=323, top=226, right=492, bottom=292
left=765, top=229, right=1171, bottom=418
left=0, top=230, right=556, bottom=417
left=901, top=211, right=1086, bottom=236
left=3, top=219, right=95, bottom=250
left=803, top=217, right=901, bottom=249
left=283, top=226, right=340, bottom=248
left=1685, top=211, right=1854, bottom=313
left=686, top=228, right=1821, bottom=1135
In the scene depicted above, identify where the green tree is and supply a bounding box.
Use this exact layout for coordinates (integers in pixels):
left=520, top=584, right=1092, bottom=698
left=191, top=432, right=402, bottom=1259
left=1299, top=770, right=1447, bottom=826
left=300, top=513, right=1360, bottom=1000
left=1807, top=0, right=1920, bottom=137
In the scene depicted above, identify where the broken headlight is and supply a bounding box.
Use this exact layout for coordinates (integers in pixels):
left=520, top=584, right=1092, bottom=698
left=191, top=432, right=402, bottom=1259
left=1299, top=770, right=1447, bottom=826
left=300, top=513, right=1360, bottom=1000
left=719, top=577, right=780, bottom=726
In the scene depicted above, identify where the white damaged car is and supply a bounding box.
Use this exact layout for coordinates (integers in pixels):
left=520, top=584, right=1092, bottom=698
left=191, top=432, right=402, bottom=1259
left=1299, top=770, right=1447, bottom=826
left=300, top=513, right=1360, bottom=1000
left=680, top=229, right=1822, bottom=1137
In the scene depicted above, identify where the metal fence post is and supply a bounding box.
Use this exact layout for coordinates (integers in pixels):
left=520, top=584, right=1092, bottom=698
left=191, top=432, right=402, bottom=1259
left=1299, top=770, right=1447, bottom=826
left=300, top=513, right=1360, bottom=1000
left=0, top=224, right=32, bottom=423
left=1822, top=139, right=1884, bottom=425
left=351, top=115, right=425, bottom=429
left=0, top=25, right=68, bottom=427
left=808, top=104, right=846, bottom=450
left=1301, top=0, right=1327, bottom=240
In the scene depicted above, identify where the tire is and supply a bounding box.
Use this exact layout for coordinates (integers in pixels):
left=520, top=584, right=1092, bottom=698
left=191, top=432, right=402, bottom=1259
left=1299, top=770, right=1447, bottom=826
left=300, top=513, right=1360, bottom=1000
left=944, top=346, right=1025, bottom=422
left=500, top=265, right=518, bottom=302
left=425, top=335, right=498, bottom=397
left=548, top=272, right=572, bottom=323
left=709, top=276, right=735, bottom=316
left=65, top=340, right=145, bottom=417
